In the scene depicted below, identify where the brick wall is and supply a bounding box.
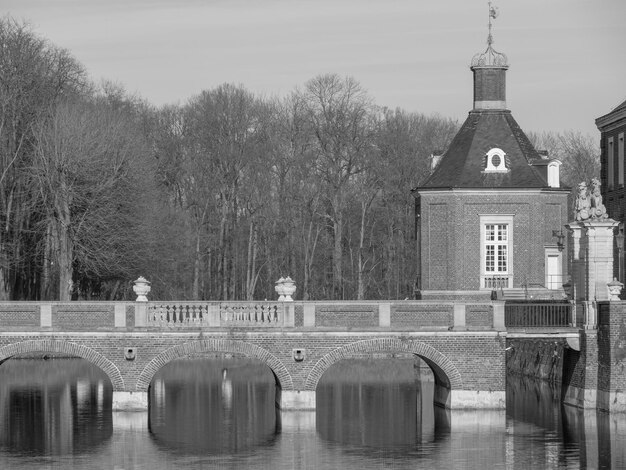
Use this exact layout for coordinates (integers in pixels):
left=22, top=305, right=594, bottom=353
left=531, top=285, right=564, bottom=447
left=425, top=202, right=449, bottom=289
left=473, top=68, right=506, bottom=102
left=315, top=304, right=377, bottom=327
left=420, top=190, right=569, bottom=292
left=0, top=304, right=39, bottom=328
left=294, top=304, right=304, bottom=327
left=390, top=304, right=453, bottom=328
left=599, top=117, right=626, bottom=283
left=598, top=301, right=626, bottom=395
left=53, top=304, right=114, bottom=330
left=466, top=304, right=493, bottom=329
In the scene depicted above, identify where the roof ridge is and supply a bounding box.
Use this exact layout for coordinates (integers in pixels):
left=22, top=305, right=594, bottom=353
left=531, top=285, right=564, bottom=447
left=423, top=112, right=480, bottom=187
left=612, top=98, right=626, bottom=113
left=504, top=113, right=549, bottom=186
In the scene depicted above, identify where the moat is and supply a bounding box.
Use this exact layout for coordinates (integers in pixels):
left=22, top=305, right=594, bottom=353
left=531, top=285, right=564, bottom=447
left=0, top=356, right=624, bottom=469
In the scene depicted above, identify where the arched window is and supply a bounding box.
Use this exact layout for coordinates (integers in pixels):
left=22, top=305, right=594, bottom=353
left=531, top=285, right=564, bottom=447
left=547, top=162, right=560, bottom=188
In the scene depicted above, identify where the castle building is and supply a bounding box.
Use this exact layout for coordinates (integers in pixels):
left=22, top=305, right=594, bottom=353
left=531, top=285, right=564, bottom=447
left=413, top=17, right=570, bottom=301
left=596, top=99, right=626, bottom=284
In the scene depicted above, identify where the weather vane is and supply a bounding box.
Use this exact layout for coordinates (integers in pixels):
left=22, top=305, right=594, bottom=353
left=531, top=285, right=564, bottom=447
left=487, top=1, right=499, bottom=46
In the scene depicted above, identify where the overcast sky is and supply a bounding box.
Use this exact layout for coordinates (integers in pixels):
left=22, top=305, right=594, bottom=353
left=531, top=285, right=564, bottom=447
left=2, top=0, right=625, bottom=137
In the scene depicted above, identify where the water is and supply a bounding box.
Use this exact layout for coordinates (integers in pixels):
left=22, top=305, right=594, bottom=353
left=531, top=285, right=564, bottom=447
left=0, top=356, right=625, bottom=469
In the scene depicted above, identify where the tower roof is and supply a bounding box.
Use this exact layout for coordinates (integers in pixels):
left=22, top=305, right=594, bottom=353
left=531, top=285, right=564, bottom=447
left=418, top=3, right=556, bottom=191
left=421, top=110, right=549, bottom=188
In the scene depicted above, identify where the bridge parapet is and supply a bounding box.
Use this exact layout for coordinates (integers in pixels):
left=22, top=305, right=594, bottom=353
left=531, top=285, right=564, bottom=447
left=0, top=300, right=506, bottom=332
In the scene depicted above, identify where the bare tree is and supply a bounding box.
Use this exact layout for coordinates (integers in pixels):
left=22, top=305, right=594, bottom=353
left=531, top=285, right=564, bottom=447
left=374, top=109, right=458, bottom=298
left=299, top=74, right=374, bottom=299
left=0, top=17, right=87, bottom=299
left=32, top=97, right=150, bottom=300
left=529, top=130, right=600, bottom=186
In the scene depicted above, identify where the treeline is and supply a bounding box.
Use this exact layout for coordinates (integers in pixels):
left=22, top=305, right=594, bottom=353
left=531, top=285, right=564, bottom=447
left=0, top=18, right=599, bottom=301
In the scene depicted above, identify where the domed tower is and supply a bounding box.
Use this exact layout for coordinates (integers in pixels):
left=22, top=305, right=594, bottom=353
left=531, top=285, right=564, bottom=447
left=413, top=4, right=570, bottom=301
left=470, top=9, right=509, bottom=111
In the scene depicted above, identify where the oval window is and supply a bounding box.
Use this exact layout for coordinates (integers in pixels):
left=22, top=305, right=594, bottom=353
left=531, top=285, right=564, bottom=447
left=491, top=154, right=501, bottom=167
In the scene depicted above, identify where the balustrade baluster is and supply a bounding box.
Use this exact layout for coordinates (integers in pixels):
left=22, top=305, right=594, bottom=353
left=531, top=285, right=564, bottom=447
left=144, top=301, right=286, bottom=328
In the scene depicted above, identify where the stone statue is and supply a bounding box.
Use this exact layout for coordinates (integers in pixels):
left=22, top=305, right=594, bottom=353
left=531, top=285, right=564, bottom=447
left=575, top=181, right=590, bottom=221
left=589, top=178, right=608, bottom=219
left=575, top=179, right=608, bottom=221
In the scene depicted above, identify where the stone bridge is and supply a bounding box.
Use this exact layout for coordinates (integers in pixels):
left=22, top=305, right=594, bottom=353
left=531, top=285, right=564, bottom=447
left=0, top=300, right=584, bottom=411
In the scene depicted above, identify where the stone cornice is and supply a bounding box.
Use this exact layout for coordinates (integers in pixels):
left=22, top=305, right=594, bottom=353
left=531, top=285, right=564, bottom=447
left=596, top=106, right=626, bottom=132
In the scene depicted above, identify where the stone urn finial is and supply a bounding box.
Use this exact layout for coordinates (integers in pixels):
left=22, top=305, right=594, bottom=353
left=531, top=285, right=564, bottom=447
left=608, top=278, right=624, bottom=301
left=275, top=276, right=296, bottom=302
left=282, top=276, right=296, bottom=301
left=275, top=277, right=286, bottom=301
left=133, top=276, right=151, bottom=302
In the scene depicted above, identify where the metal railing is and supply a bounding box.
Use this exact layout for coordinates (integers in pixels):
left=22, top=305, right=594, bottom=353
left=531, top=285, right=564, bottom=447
left=504, top=301, right=572, bottom=327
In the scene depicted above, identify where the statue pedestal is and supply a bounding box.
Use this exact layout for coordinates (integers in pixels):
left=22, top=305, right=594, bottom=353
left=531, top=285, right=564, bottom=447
left=567, top=219, right=619, bottom=327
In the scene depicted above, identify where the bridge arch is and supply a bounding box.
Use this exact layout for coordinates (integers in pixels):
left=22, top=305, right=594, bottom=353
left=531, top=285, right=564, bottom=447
left=304, top=338, right=463, bottom=391
left=0, top=339, right=125, bottom=390
left=135, top=339, right=294, bottom=392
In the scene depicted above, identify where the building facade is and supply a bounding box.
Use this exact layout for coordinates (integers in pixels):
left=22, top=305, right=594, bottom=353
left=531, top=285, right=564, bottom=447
left=413, top=27, right=570, bottom=301
left=597, top=100, right=626, bottom=284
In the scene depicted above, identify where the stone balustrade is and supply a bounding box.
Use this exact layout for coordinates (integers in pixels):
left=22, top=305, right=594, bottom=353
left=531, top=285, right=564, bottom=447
left=146, top=302, right=286, bottom=327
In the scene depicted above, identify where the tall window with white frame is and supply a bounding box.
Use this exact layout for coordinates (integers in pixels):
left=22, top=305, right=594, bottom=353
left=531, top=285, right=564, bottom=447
left=617, top=132, right=624, bottom=188
left=608, top=137, right=614, bottom=189
left=481, top=215, right=513, bottom=289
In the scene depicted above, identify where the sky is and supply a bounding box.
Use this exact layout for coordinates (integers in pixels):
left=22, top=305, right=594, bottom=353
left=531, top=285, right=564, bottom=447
left=1, top=0, right=625, bottom=138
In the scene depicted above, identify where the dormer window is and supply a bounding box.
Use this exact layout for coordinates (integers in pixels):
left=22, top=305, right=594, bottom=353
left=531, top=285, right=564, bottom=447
left=483, top=148, right=509, bottom=173
left=547, top=162, right=560, bottom=188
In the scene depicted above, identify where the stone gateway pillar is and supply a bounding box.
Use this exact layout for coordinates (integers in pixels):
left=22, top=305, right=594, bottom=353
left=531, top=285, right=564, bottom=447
left=567, top=219, right=619, bottom=302
left=563, top=180, right=626, bottom=412
left=567, top=179, right=621, bottom=327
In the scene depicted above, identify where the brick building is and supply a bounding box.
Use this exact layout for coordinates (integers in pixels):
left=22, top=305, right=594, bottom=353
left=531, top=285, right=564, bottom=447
left=596, top=99, right=626, bottom=284
left=413, top=27, right=570, bottom=301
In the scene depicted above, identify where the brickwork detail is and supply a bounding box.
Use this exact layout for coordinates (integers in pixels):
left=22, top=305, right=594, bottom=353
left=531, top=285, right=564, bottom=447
left=53, top=304, right=114, bottom=330
left=598, top=301, right=626, bottom=394
left=466, top=304, right=493, bottom=328
left=126, top=305, right=135, bottom=328
left=304, top=338, right=463, bottom=391
left=0, top=339, right=124, bottom=390
left=0, top=305, right=39, bottom=328
left=294, top=304, right=304, bottom=327
left=390, top=304, right=453, bottom=328
left=427, top=203, right=448, bottom=289
left=473, top=68, right=506, bottom=102
left=316, top=305, right=377, bottom=327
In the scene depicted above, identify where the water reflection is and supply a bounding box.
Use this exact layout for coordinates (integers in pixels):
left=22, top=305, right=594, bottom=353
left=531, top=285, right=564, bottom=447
left=316, top=358, right=449, bottom=453
left=148, top=357, right=279, bottom=455
left=2, top=356, right=626, bottom=468
left=0, top=358, right=112, bottom=455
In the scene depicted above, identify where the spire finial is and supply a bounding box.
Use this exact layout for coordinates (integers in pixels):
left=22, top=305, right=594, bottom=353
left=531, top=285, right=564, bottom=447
left=471, top=2, right=507, bottom=68
left=487, top=1, right=499, bottom=46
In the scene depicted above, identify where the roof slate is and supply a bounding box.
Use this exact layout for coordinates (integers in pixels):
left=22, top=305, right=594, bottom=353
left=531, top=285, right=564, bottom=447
left=421, top=109, right=549, bottom=189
